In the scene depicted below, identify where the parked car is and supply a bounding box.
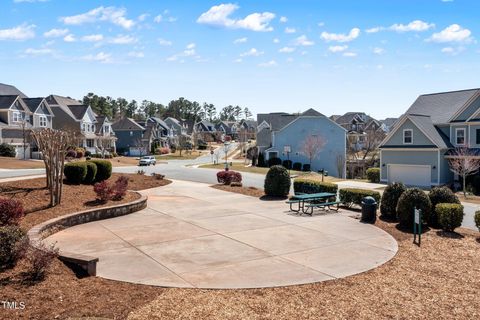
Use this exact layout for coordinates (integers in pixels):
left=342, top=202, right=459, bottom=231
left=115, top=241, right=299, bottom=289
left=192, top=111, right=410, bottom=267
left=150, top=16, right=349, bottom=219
left=138, top=156, right=156, bottom=166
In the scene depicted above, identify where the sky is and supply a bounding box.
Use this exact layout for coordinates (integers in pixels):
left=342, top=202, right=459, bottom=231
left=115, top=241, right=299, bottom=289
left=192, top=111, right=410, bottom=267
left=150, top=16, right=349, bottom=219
left=1, top=0, right=480, bottom=119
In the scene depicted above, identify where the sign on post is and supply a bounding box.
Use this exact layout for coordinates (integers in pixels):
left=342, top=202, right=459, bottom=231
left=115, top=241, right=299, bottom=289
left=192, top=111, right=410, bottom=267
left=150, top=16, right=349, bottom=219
left=283, top=145, right=291, bottom=153
left=413, top=208, right=422, bottom=246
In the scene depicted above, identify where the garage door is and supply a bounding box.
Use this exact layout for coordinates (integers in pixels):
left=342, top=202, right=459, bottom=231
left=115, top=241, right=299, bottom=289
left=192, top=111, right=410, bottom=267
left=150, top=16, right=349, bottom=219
left=388, top=164, right=431, bottom=187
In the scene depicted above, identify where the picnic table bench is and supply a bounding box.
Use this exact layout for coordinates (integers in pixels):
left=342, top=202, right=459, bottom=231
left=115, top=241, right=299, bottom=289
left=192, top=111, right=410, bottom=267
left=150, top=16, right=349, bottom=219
left=286, top=192, right=341, bottom=215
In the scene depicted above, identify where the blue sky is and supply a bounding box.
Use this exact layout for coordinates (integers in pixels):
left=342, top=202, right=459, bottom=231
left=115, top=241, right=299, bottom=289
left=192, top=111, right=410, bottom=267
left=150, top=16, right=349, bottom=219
left=1, top=0, right=479, bottom=119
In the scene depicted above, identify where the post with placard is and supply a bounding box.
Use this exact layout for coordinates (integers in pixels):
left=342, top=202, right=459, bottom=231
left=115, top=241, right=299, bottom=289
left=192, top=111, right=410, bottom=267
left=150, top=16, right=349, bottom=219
left=413, top=207, right=422, bottom=246
left=283, top=145, right=291, bottom=175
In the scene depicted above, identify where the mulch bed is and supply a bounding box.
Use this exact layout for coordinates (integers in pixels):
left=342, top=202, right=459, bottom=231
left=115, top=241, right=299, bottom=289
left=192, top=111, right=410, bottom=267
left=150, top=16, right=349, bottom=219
left=211, top=184, right=265, bottom=197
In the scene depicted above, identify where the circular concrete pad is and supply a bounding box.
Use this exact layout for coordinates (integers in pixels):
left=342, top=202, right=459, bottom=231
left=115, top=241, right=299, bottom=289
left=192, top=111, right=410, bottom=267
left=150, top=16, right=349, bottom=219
left=44, top=180, right=397, bottom=289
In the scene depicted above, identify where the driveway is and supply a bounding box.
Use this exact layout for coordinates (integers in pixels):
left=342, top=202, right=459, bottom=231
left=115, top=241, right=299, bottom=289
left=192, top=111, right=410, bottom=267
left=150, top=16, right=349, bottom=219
left=44, top=180, right=397, bottom=289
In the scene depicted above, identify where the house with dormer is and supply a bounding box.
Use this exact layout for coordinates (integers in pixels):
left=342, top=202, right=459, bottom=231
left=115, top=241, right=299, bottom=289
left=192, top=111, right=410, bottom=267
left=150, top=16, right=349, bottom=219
left=379, top=88, right=480, bottom=187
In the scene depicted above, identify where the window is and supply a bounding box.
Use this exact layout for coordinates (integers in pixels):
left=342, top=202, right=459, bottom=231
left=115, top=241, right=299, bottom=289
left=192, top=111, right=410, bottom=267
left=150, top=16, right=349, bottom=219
left=86, top=139, right=94, bottom=148
left=104, top=125, right=110, bottom=134
left=82, top=123, right=86, bottom=132
left=130, top=131, right=133, bottom=136
left=403, top=129, right=413, bottom=144
left=476, top=129, right=480, bottom=145
left=456, top=128, right=466, bottom=145
left=39, top=116, right=47, bottom=127
left=12, top=111, right=21, bottom=123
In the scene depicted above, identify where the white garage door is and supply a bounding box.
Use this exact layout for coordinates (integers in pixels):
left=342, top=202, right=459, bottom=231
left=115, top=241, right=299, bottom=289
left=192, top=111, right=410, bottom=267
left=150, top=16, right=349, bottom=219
left=388, top=164, right=431, bottom=187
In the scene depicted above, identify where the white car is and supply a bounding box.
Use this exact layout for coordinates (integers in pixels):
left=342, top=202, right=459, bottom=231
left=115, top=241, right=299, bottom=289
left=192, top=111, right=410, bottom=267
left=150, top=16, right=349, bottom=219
left=138, top=156, right=156, bottom=166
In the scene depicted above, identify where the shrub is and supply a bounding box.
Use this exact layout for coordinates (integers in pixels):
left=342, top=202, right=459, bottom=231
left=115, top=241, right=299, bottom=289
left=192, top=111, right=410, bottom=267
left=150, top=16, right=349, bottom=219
left=217, top=170, right=242, bottom=185
left=83, top=162, right=98, bottom=184
left=0, top=198, right=24, bottom=226
left=293, top=179, right=338, bottom=194
left=25, top=242, right=58, bottom=281
left=282, top=160, right=293, bottom=170
left=475, top=211, right=480, bottom=232
left=85, top=150, right=92, bottom=157
left=90, top=159, right=112, bottom=182
left=471, top=175, right=480, bottom=196
left=112, top=176, right=129, bottom=200
left=436, top=203, right=464, bottom=232
left=0, top=143, right=16, bottom=157
left=340, top=188, right=381, bottom=208
left=231, top=181, right=243, bottom=187
left=112, top=152, right=118, bottom=157
left=396, top=188, right=431, bottom=227
left=158, top=147, right=170, bottom=155
left=302, top=164, right=311, bottom=172
left=380, top=182, right=406, bottom=219
left=292, top=162, right=302, bottom=171
left=264, top=165, right=291, bottom=197
left=94, top=180, right=113, bottom=202
left=429, top=186, right=460, bottom=227
left=257, top=153, right=266, bottom=167
left=0, top=225, right=26, bottom=270
left=268, top=157, right=282, bottom=167
left=75, top=147, right=85, bottom=158
left=64, top=162, right=87, bottom=184
left=366, top=168, right=380, bottom=183
left=65, top=149, right=77, bottom=158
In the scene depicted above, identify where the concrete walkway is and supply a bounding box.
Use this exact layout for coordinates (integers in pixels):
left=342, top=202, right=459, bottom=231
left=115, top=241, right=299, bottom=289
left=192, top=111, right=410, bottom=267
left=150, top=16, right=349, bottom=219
left=44, top=180, right=397, bottom=289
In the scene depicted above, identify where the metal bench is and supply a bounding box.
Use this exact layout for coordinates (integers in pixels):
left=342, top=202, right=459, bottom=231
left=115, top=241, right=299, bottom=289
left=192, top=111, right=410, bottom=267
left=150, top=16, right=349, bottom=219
left=285, top=199, right=302, bottom=212
left=304, top=201, right=342, bottom=215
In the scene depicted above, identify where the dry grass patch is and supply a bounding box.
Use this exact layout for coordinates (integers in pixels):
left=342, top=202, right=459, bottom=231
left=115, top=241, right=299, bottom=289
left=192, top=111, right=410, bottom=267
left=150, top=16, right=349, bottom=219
left=0, top=157, right=45, bottom=169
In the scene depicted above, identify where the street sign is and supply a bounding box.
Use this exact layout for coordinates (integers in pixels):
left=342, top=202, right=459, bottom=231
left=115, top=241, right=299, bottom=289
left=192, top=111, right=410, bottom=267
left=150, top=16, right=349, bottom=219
left=414, top=209, right=420, bottom=225
left=284, top=145, right=291, bottom=153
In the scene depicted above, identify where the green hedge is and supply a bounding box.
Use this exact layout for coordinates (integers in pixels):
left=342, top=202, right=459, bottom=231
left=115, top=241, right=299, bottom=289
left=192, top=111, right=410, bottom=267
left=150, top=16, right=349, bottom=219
left=436, top=203, right=464, bottom=232
left=64, top=162, right=87, bottom=184
left=366, top=168, right=380, bottom=183
left=293, top=179, right=338, bottom=194
left=475, top=211, right=480, bottom=232
left=84, top=162, right=98, bottom=184
left=0, top=225, right=26, bottom=270
left=264, top=165, right=291, bottom=197
left=396, top=188, right=431, bottom=227
left=339, top=188, right=381, bottom=207
left=0, top=143, right=16, bottom=158
left=380, top=182, right=406, bottom=219
left=90, top=159, right=112, bottom=182
left=428, top=186, right=460, bottom=227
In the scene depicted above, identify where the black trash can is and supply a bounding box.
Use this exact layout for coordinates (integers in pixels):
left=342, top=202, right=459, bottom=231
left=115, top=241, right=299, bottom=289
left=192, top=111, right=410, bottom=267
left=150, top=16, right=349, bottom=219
left=361, top=196, right=377, bottom=223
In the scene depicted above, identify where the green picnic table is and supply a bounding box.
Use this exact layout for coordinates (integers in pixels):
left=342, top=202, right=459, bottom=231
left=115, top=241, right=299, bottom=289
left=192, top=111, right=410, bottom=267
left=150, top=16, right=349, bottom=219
left=285, top=192, right=340, bottom=215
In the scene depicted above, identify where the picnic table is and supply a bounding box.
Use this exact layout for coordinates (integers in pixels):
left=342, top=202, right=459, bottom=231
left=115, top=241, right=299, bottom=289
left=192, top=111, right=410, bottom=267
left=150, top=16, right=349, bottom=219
left=286, top=192, right=340, bottom=215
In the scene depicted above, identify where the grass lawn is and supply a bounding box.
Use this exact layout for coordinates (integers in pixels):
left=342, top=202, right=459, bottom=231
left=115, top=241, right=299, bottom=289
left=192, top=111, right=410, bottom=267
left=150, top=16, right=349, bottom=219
left=0, top=157, right=45, bottom=169
left=199, top=162, right=314, bottom=177
left=156, top=150, right=206, bottom=160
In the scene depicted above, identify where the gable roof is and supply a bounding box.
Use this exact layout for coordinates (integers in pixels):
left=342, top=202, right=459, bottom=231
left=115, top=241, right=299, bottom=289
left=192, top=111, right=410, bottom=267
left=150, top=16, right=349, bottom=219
left=148, top=117, right=170, bottom=130
left=302, top=108, right=324, bottom=117
left=406, top=89, right=480, bottom=124
left=0, top=83, right=27, bottom=98
left=257, top=112, right=298, bottom=131
left=165, top=117, right=180, bottom=125
left=23, top=98, right=45, bottom=113
left=112, top=117, right=145, bottom=131
left=46, top=95, right=84, bottom=120
left=0, top=95, right=19, bottom=110
left=67, top=105, right=90, bottom=120
left=334, top=112, right=372, bottom=125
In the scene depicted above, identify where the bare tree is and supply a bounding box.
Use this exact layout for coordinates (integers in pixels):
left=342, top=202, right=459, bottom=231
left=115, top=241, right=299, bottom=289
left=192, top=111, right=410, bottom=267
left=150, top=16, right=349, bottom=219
left=301, top=135, right=326, bottom=169
left=336, top=154, right=346, bottom=178
left=177, top=135, right=189, bottom=156
left=30, top=129, right=76, bottom=207
left=362, top=129, right=386, bottom=163
left=448, top=147, right=480, bottom=197
left=97, top=136, right=115, bottom=158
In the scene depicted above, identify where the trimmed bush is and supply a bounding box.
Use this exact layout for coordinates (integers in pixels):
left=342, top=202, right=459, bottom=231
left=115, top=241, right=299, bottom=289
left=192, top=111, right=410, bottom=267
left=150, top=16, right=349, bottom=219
left=25, top=241, right=58, bottom=281
left=85, top=150, right=92, bottom=157
left=75, top=147, right=85, bottom=158
left=293, top=179, right=338, bottom=194
left=0, top=198, right=24, bottom=226
left=216, top=170, right=242, bottom=185
left=396, top=188, right=431, bottom=227
left=339, top=188, right=381, bottom=207
left=429, top=186, right=460, bottom=227
left=66, top=150, right=77, bottom=158
left=90, top=159, right=112, bottom=182
left=366, top=168, right=380, bottom=183
left=0, top=225, right=26, bottom=270
left=264, top=165, right=291, bottom=197
left=380, top=182, right=406, bottom=218
left=436, top=203, right=464, bottom=232
left=94, top=181, right=112, bottom=202
left=257, top=152, right=266, bottom=167
left=302, top=164, right=311, bottom=172
left=0, top=143, right=16, bottom=157
left=268, top=157, right=282, bottom=167
left=83, top=162, right=98, bottom=184
left=112, top=176, right=129, bottom=200
left=282, top=160, right=292, bottom=170
left=64, top=162, right=87, bottom=184
left=475, top=211, right=480, bottom=232
left=470, top=175, right=480, bottom=196
left=292, top=162, right=302, bottom=171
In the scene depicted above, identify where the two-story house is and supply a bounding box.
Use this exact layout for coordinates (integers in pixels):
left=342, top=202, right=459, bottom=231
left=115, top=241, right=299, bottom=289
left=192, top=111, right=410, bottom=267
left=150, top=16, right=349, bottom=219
left=195, top=120, right=217, bottom=142
left=164, top=117, right=188, bottom=136
left=379, top=88, right=480, bottom=187
left=112, top=117, right=158, bottom=156
left=46, top=95, right=116, bottom=154
left=239, top=119, right=257, bottom=140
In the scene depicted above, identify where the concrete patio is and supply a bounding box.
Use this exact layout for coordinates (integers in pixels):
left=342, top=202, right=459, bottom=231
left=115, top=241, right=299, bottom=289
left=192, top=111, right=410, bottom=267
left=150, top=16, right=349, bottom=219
left=44, top=180, right=398, bottom=289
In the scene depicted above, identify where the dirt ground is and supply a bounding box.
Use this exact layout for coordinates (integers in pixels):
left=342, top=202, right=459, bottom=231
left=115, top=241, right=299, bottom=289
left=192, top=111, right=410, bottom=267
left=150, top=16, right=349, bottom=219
left=0, top=157, right=45, bottom=169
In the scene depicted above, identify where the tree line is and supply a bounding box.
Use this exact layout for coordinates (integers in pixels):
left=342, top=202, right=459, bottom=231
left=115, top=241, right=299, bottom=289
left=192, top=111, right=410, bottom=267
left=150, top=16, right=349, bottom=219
left=82, top=93, right=253, bottom=123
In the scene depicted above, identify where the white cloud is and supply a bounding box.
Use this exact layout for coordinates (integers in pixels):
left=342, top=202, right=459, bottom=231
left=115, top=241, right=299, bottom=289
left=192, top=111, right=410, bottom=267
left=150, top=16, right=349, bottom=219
left=390, top=20, right=434, bottom=32
left=441, top=46, right=465, bottom=55
left=153, top=14, right=163, bottom=23
left=23, top=48, right=53, bottom=56
left=366, top=27, right=382, bottom=34
left=43, top=28, right=68, bottom=38
left=317, top=22, right=325, bottom=27
left=328, top=45, right=348, bottom=53
left=293, top=34, right=314, bottom=46
left=60, top=6, right=135, bottom=30
left=158, top=38, right=172, bottom=46
left=0, top=24, right=35, bottom=41
left=154, top=10, right=177, bottom=23
left=63, top=34, right=76, bottom=42
left=321, top=28, right=360, bottom=42
left=280, top=16, right=288, bottom=23
left=197, top=3, right=275, bottom=32
left=167, top=43, right=199, bottom=62
left=428, top=24, right=473, bottom=43
left=279, top=46, right=295, bottom=53
left=186, top=43, right=195, bottom=50
left=233, top=37, right=247, bottom=44
left=109, top=35, right=137, bottom=44
left=258, top=60, right=277, bottom=67
left=343, top=52, right=357, bottom=57
left=138, top=13, right=149, bottom=22
left=234, top=58, right=242, bottom=63
left=240, top=48, right=264, bottom=57
left=285, top=27, right=296, bottom=34
left=373, top=47, right=385, bottom=54
left=273, top=38, right=280, bottom=43
left=128, top=51, right=144, bottom=58
left=81, top=34, right=103, bottom=42
left=82, top=52, right=112, bottom=63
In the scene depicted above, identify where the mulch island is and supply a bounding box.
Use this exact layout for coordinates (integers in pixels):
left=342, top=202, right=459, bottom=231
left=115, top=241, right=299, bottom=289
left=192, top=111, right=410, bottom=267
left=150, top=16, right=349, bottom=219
left=212, top=184, right=265, bottom=198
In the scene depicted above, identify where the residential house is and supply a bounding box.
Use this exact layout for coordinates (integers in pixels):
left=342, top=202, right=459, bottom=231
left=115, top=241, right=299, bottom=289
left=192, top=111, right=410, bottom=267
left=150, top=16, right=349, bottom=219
left=334, top=112, right=383, bottom=151
left=112, top=117, right=149, bottom=156
left=195, top=120, right=217, bottom=142
left=379, top=118, right=398, bottom=132
left=140, top=117, right=175, bottom=149
left=257, top=108, right=347, bottom=177
left=379, top=88, right=480, bottom=187
left=164, top=117, right=188, bottom=136
left=215, top=121, right=239, bottom=140
left=46, top=95, right=116, bottom=154
left=239, top=119, right=257, bottom=140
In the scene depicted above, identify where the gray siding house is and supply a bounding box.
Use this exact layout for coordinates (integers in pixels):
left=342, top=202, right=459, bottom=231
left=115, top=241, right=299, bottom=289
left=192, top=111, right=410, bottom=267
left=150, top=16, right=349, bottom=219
left=379, top=88, right=480, bottom=187
left=257, top=108, right=347, bottom=178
